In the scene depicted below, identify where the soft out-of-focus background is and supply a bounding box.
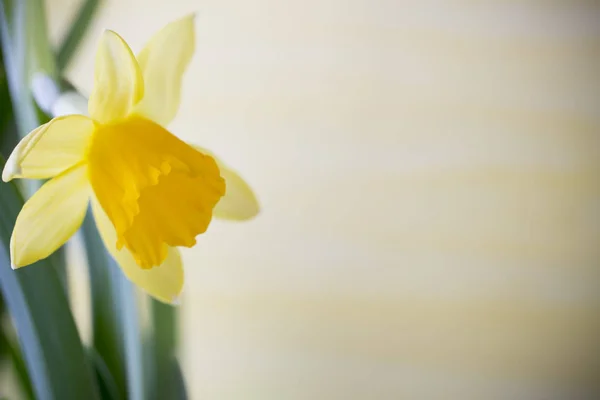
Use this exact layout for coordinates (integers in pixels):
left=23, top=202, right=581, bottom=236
left=48, top=0, right=600, bottom=399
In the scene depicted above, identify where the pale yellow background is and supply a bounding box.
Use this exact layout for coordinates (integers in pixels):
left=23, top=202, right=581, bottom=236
left=47, top=0, right=600, bottom=399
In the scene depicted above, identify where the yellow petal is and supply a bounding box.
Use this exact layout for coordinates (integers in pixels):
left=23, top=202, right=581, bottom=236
left=91, top=197, right=184, bottom=303
left=134, top=14, right=195, bottom=126
left=88, top=30, right=144, bottom=124
left=11, top=165, right=90, bottom=268
left=193, top=146, right=260, bottom=221
left=2, top=115, right=95, bottom=181
left=87, top=116, right=225, bottom=268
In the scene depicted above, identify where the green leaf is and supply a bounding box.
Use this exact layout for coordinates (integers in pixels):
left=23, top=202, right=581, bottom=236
left=0, top=327, right=34, bottom=400
left=0, top=0, right=69, bottom=299
left=0, top=0, right=39, bottom=136
left=152, top=299, right=177, bottom=363
left=0, top=0, right=56, bottom=134
left=82, top=212, right=145, bottom=400
left=120, top=278, right=145, bottom=400
left=81, top=213, right=127, bottom=398
left=89, top=348, right=122, bottom=400
left=0, top=51, right=14, bottom=140
left=148, top=299, right=187, bottom=400
left=170, top=361, right=188, bottom=400
left=56, top=0, right=101, bottom=72
left=23, top=0, right=56, bottom=80
left=0, top=159, right=100, bottom=400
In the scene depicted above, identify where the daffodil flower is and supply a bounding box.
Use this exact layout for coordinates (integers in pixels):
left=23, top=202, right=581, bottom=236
left=1, top=15, right=259, bottom=303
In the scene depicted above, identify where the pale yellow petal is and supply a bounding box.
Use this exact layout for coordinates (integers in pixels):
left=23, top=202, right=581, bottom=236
left=193, top=146, right=260, bottom=220
left=11, top=165, right=90, bottom=268
left=134, top=14, right=195, bottom=126
left=91, top=197, right=184, bottom=303
left=88, top=30, right=144, bottom=124
left=2, top=115, right=95, bottom=181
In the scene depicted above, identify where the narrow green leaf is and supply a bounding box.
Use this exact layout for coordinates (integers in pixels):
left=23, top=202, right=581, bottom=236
left=24, top=0, right=56, bottom=80
left=0, top=59, right=17, bottom=165
left=149, top=299, right=188, bottom=399
left=0, top=0, right=56, bottom=132
left=0, top=113, right=18, bottom=160
left=0, top=293, right=4, bottom=355
left=0, top=328, right=34, bottom=400
left=56, top=0, right=101, bottom=72
left=0, top=159, right=100, bottom=400
left=120, top=278, right=144, bottom=400
left=82, top=212, right=145, bottom=400
left=152, top=299, right=177, bottom=360
left=89, top=348, right=122, bottom=400
left=0, top=50, right=14, bottom=139
left=142, top=334, right=156, bottom=398
left=0, top=0, right=69, bottom=298
left=0, top=0, right=39, bottom=135
left=170, top=360, right=188, bottom=400
left=81, top=212, right=127, bottom=399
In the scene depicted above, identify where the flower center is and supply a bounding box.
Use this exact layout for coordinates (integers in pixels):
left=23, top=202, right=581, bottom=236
left=86, top=116, right=225, bottom=268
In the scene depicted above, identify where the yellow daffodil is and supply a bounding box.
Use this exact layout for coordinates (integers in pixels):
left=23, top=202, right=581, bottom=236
left=1, top=15, right=259, bottom=303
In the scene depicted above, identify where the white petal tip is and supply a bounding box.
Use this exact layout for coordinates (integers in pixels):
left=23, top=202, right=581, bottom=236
left=11, top=258, right=29, bottom=269
left=2, top=162, right=19, bottom=182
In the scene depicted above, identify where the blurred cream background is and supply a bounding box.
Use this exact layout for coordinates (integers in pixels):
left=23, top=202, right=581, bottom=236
left=47, top=0, right=600, bottom=399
